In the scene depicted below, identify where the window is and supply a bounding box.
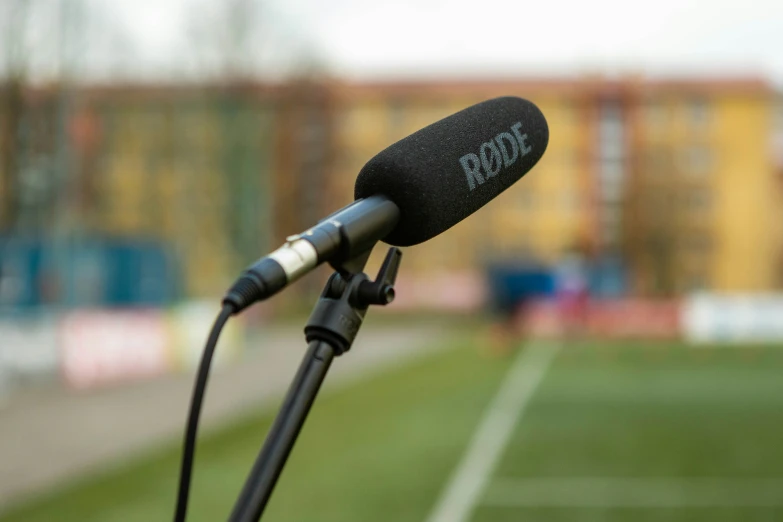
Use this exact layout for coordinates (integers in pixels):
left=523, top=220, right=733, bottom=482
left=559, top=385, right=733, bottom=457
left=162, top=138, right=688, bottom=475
left=774, top=104, right=783, bottom=166
left=601, top=204, right=622, bottom=230
left=688, top=97, right=711, bottom=129
left=645, top=191, right=675, bottom=221
left=337, top=105, right=361, bottom=135
left=601, top=159, right=624, bottom=183
left=682, top=233, right=712, bottom=252
left=518, top=190, right=536, bottom=210
left=601, top=224, right=620, bottom=245
left=600, top=204, right=622, bottom=244
left=601, top=102, right=622, bottom=124
left=601, top=180, right=623, bottom=202
left=599, top=132, right=624, bottom=160
left=599, top=159, right=624, bottom=201
left=684, top=272, right=709, bottom=292
left=684, top=189, right=711, bottom=210
left=773, top=102, right=783, bottom=138
left=682, top=146, right=713, bottom=176
left=561, top=148, right=579, bottom=171
left=644, top=147, right=673, bottom=174
left=560, top=101, right=577, bottom=125
left=388, top=99, right=406, bottom=131
left=599, top=102, right=624, bottom=159
left=561, top=190, right=581, bottom=211
left=337, top=148, right=359, bottom=171
left=644, top=99, right=667, bottom=128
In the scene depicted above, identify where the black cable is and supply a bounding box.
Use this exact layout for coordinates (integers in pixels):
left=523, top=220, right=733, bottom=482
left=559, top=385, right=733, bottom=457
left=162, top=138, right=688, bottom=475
left=174, top=304, right=234, bottom=522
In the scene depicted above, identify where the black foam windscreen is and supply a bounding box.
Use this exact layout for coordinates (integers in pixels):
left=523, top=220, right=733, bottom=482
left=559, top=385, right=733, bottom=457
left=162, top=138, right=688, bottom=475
left=354, top=96, right=549, bottom=247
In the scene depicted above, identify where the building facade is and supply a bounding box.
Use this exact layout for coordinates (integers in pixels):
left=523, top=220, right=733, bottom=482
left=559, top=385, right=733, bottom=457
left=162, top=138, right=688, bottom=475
left=1, top=75, right=779, bottom=305
left=0, top=84, right=278, bottom=303
left=623, top=79, right=780, bottom=294
left=320, top=77, right=781, bottom=295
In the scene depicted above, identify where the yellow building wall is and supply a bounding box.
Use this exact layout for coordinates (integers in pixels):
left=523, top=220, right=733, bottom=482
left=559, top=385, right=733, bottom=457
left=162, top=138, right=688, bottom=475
left=711, top=94, right=779, bottom=291
left=624, top=85, right=779, bottom=294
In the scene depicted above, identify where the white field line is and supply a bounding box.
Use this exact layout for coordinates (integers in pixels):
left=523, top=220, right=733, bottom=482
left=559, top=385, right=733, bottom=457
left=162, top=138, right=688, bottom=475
left=484, top=477, right=783, bottom=508
left=424, top=342, right=560, bottom=522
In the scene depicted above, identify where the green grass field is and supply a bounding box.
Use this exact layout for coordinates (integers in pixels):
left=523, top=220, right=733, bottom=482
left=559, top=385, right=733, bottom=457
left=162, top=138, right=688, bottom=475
left=3, top=337, right=783, bottom=522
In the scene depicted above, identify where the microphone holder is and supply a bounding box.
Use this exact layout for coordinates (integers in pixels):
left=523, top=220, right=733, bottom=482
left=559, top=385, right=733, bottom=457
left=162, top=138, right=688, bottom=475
left=228, top=247, right=402, bottom=521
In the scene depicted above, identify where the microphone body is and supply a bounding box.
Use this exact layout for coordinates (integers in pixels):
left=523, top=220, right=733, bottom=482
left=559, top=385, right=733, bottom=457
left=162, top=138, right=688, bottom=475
left=224, top=96, right=549, bottom=313
left=223, top=196, right=399, bottom=311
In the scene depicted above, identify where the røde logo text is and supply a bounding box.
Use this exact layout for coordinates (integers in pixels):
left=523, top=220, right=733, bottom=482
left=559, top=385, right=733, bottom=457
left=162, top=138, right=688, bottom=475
left=459, top=122, right=532, bottom=191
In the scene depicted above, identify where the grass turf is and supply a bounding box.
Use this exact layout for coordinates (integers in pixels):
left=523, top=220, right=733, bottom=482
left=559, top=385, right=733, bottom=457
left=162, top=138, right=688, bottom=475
left=0, top=335, right=508, bottom=522
left=3, top=339, right=783, bottom=522
left=474, top=342, right=783, bottom=522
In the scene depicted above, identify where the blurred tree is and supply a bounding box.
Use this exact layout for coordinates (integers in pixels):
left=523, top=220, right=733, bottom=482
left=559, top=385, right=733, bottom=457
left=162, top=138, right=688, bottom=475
left=182, top=0, right=270, bottom=279
left=623, top=145, right=680, bottom=296
left=183, top=0, right=330, bottom=286
left=0, top=0, right=33, bottom=231
left=0, top=0, right=93, bottom=233
left=185, top=0, right=263, bottom=82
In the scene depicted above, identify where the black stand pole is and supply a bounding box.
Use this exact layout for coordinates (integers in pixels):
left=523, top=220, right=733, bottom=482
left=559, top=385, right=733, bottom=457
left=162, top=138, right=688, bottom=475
left=228, top=247, right=402, bottom=522
left=228, top=340, right=334, bottom=521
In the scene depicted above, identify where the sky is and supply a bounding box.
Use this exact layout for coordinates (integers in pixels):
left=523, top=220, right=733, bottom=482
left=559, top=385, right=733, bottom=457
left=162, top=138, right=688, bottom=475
left=9, top=0, right=783, bottom=85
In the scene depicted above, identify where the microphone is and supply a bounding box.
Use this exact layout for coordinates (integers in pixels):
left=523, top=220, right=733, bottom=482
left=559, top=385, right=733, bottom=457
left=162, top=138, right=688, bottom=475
left=355, top=96, right=549, bottom=246
left=223, top=96, right=549, bottom=313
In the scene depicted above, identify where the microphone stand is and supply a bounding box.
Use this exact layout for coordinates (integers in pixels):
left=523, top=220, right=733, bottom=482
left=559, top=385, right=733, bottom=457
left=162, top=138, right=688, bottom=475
left=228, top=247, right=402, bottom=522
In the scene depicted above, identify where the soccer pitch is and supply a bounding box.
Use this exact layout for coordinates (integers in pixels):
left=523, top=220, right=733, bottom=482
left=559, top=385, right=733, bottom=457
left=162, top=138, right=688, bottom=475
left=3, top=336, right=783, bottom=522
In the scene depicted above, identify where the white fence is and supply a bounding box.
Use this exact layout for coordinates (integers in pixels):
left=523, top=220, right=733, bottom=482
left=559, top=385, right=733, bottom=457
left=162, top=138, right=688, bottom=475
left=0, top=302, right=246, bottom=392
left=683, top=294, right=783, bottom=344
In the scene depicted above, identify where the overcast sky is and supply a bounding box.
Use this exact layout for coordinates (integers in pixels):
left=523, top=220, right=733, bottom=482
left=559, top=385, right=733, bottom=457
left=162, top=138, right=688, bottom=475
left=12, top=0, right=783, bottom=85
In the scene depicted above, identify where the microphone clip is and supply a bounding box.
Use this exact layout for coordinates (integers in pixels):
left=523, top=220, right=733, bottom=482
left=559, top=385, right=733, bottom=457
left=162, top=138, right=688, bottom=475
left=304, top=247, right=402, bottom=355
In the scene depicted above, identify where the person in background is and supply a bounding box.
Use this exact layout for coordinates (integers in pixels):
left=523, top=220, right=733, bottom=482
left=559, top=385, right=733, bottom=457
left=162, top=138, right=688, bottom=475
left=485, top=278, right=522, bottom=356
left=554, top=242, right=591, bottom=339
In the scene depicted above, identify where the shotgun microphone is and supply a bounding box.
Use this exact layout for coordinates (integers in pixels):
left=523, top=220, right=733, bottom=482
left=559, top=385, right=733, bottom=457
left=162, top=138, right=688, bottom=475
left=223, top=96, right=549, bottom=313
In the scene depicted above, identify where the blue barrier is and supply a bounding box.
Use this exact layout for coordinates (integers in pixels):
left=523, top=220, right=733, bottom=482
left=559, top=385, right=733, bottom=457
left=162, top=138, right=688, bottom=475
left=485, top=263, right=555, bottom=316
left=485, top=254, right=628, bottom=316
left=0, top=237, right=181, bottom=311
